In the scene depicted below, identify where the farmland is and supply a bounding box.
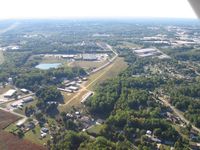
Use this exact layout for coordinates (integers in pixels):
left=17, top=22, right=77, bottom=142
left=0, top=110, right=20, bottom=129
left=0, top=131, right=46, bottom=150
left=0, top=110, right=46, bottom=150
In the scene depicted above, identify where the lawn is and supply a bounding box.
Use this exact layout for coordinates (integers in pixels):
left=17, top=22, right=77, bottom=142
left=25, top=125, right=50, bottom=146
left=86, top=125, right=103, bottom=136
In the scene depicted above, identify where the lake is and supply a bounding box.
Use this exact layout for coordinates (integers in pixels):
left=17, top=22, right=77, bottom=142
left=35, top=63, right=61, bottom=70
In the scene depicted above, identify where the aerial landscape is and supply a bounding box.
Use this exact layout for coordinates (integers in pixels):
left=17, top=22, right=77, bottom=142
left=0, top=18, right=200, bottom=150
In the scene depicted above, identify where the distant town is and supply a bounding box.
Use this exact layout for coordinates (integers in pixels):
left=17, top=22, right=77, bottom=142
left=0, top=19, right=200, bottom=149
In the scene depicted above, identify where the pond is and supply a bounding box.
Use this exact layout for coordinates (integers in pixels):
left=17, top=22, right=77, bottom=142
left=35, top=63, right=61, bottom=70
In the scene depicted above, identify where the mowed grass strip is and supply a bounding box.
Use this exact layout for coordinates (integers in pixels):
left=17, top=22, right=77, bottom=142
left=69, top=60, right=109, bottom=70
left=86, top=57, right=128, bottom=90
left=59, top=57, right=128, bottom=111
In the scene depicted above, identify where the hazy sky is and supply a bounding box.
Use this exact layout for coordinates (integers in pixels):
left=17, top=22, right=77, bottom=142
left=0, top=0, right=197, bottom=19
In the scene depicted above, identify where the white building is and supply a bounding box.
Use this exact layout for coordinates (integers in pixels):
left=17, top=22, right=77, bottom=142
left=3, top=89, right=17, bottom=98
left=20, top=88, right=29, bottom=94
left=69, top=86, right=79, bottom=91
left=22, top=96, right=34, bottom=103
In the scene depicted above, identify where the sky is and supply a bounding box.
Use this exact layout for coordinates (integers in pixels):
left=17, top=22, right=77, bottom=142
left=0, top=0, right=197, bottom=19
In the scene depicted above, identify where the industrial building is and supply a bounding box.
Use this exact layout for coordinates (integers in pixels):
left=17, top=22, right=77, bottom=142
left=22, top=96, right=34, bottom=103
left=3, top=89, right=17, bottom=98
left=133, top=48, right=161, bottom=57
left=82, top=54, right=98, bottom=61
left=133, top=48, right=170, bottom=59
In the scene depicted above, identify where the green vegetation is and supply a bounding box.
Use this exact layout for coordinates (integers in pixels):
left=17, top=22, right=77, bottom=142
left=25, top=125, right=50, bottom=145
left=167, top=82, right=200, bottom=128
left=35, top=86, right=62, bottom=117
left=1, top=19, right=200, bottom=149
left=86, top=57, right=128, bottom=90
left=86, top=125, right=103, bottom=136
left=13, top=67, right=86, bottom=91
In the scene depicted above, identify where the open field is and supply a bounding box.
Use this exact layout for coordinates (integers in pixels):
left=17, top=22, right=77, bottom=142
left=86, top=57, right=128, bottom=90
left=86, top=125, right=102, bottom=136
left=0, top=50, right=4, bottom=65
left=0, top=110, right=46, bottom=150
left=42, top=57, right=68, bottom=64
left=59, top=57, right=128, bottom=111
left=116, top=42, right=139, bottom=49
left=0, top=85, right=11, bottom=95
left=0, top=131, right=46, bottom=150
left=62, top=92, right=77, bottom=104
left=59, top=90, right=89, bottom=111
left=0, top=110, right=20, bottom=129
left=69, top=60, right=109, bottom=70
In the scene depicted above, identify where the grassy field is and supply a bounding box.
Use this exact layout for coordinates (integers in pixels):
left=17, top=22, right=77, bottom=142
left=59, top=90, right=89, bottom=112
left=0, top=50, right=4, bottom=65
left=4, top=123, right=18, bottom=133
left=0, top=85, right=11, bottom=95
left=25, top=125, right=50, bottom=145
left=42, top=57, right=67, bottom=63
left=61, top=92, right=76, bottom=103
left=59, top=57, right=128, bottom=111
left=86, top=125, right=102, bottom=136
left=0, top=110, right=45, bottom=150
left=69, top=60, right=109, bottom=70
left=86, top=57, right=128, bottom=90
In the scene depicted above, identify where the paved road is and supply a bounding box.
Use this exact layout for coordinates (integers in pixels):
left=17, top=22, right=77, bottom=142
left=0, top=93, right=37, bottom=125
left=158, top=96, right=200, bottom=134
left=0, top=93, right=35, bottom=105
left=0, top=107, right=26, bottom=118
left=90, top=43, right=118, bottom=74
left=63, top=60, right=117, bottom=106
left=62, top=43, right=119, bottom=107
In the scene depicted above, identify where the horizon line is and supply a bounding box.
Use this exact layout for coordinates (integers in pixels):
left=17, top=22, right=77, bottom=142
left=0, top=16, right=198, bottom=21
